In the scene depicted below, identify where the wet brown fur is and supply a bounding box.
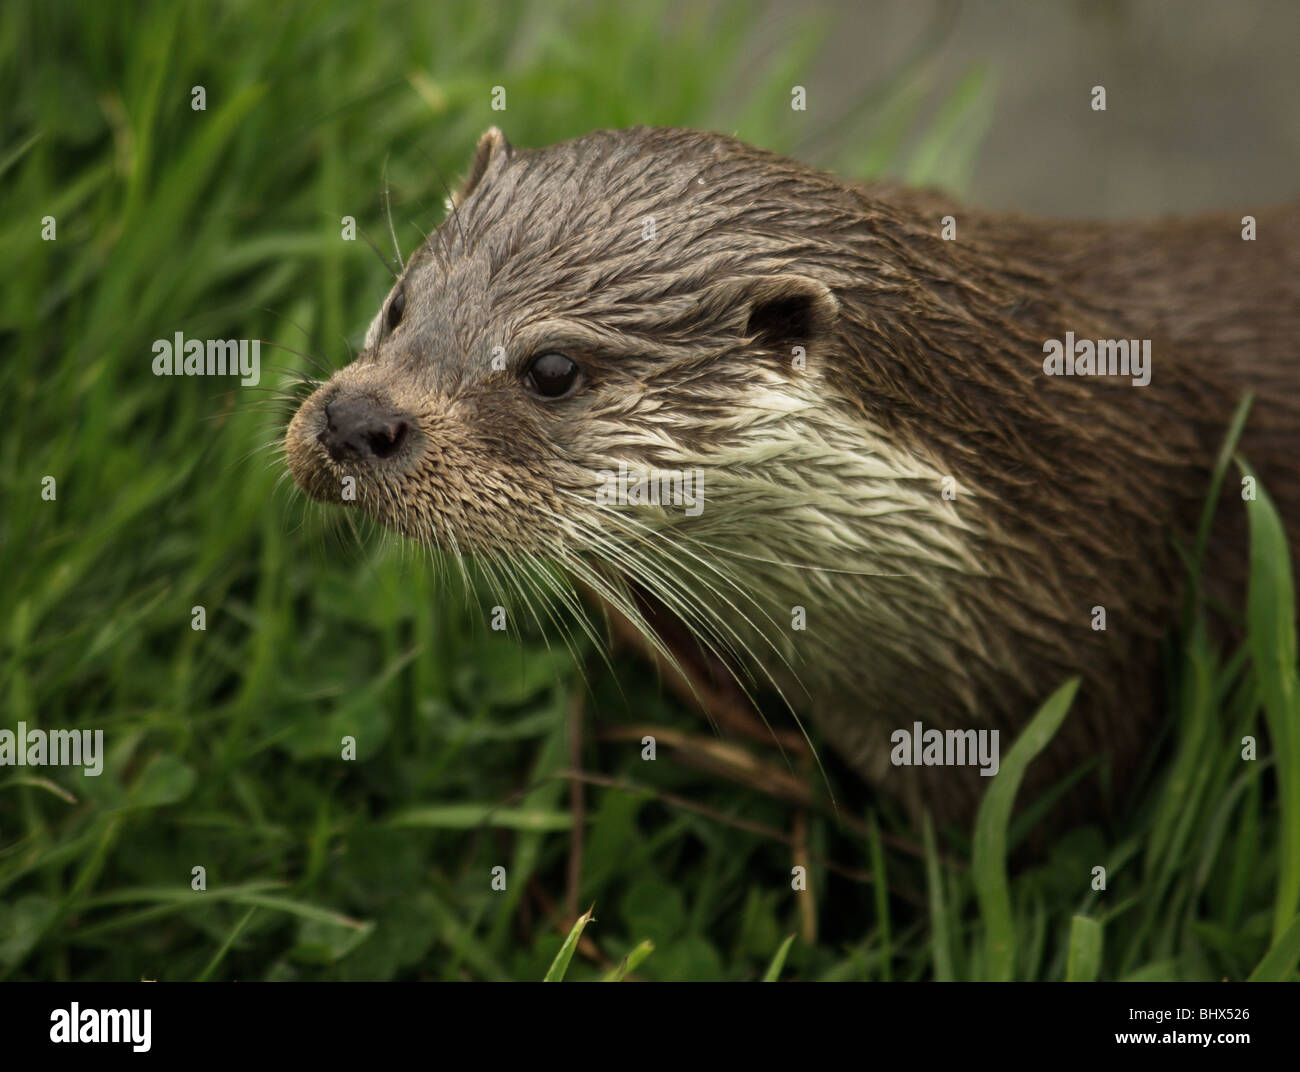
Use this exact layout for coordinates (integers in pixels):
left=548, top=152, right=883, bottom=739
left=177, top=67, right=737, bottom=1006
left=286, top=127, right=1300, bottom=826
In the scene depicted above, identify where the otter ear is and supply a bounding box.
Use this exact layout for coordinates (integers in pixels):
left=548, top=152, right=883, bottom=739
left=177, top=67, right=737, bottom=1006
left=742, top=274, right=839, bottom=357
left=450, top=127, right=513, bottom=208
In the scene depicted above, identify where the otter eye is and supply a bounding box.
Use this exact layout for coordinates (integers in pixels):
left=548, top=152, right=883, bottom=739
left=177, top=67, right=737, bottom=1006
left=524, top=352, right=581, bottom=399
left=385, top=286, right=406, bottom=333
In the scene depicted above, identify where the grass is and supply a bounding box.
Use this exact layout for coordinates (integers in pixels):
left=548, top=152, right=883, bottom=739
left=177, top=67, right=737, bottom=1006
left=2, top=0, right=1297, bottom=982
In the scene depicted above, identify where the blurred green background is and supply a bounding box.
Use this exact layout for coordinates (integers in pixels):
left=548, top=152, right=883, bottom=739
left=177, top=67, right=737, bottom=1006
left=2, top=0, right=1297, bottom=981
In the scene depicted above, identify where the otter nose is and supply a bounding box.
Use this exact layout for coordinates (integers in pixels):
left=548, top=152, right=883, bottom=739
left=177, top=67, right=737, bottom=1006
left=319, top=394, right=410, bottom=463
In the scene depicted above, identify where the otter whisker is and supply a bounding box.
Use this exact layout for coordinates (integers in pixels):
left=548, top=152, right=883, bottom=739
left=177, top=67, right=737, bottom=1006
left=254, top=341, right=334, bottom=383
left=557, top=509, right=821, bottom=780
left=558, top=489, right=806, bottom=685
left=356, top=224, right=401, bottom=281
left=381, top=159, right=403, bottom=270
left=255, top=307, right=337, bottom=376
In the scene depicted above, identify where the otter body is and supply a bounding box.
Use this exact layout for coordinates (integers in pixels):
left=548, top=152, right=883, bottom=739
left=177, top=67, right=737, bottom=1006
left=286, top=127, right=1300, bottom=823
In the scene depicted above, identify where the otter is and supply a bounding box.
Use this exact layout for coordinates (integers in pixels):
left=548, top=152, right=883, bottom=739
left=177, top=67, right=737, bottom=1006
left=285, top=126, right=1300, bottom=825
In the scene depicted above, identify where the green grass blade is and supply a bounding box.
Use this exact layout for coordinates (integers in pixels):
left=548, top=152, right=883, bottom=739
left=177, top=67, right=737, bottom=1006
left=762, top=934, right=797, bottom=982
left=1240, top=460, right=1300, bottom=939
left=922, top=812, right=955, bottom=982
left=387, top=804, right=573, bottom=832
left=1247, top=913, right=1300, bottom=981
left=544, top=906, right=594, bottom=982
left=1193, top=393, right=1255, bottom=580
left=602, top=940, right=654, bottom=982
left=197, top=906, right=258, bottom=983
left=1065, top=915, right=1103, bottom=982
left=973, top=677, right=1080, bottom=981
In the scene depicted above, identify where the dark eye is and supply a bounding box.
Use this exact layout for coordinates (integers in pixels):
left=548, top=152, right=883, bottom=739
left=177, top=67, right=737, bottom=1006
left=525, top=352, right=581, bottom=399
left=386, top=286, right=406, bottom=333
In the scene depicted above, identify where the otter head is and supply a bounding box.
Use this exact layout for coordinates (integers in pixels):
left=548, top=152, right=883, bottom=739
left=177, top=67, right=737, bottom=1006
left=285, top=126, right=1041, bottom=797
left=285, top=126, right=851, bottom=570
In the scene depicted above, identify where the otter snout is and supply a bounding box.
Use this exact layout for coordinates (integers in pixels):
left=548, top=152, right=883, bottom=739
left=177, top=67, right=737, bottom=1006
left=318, top=392, right=411, bottom=463
left=284, top=381, right=420, bottom=507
